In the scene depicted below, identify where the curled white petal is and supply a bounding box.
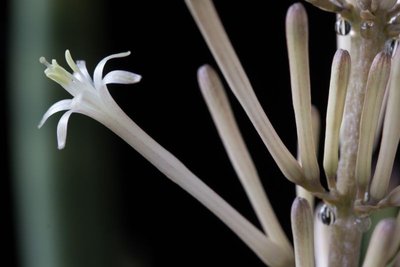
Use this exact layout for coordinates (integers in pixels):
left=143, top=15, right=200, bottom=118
left=103, top=70, right=142, bottom=85
left=93, top=51, right=131, bottom=89
left=65, top=50, right=93, bottom=85
left=57, top=110, right=74, bottom=150
left=38, top=99, right=73, bottom=128
left=65, top=50, right=79, bottom=73
left=76, top=60, right=92, bottom=84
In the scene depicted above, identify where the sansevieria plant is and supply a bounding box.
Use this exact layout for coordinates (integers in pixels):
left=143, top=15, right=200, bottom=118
left=38, top=0, right=400, bottom=266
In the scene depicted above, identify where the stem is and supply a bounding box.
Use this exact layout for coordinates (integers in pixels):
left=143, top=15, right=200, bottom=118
left=336, top=37, right=383, bottom=199
left=330, top=11, right=387, bottom=267
left=328, top=206, right=363, bottom=267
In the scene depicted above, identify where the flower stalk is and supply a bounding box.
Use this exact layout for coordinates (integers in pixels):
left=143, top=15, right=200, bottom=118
left=39, top=50, right=293, bottom=267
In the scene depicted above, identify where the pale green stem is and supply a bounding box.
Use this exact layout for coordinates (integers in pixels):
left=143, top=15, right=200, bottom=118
left=331, top=9, right=387, bottom=267
left=328, top=206, right=363, bottom=267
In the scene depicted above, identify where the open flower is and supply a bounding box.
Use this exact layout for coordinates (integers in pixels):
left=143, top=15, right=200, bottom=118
left=39, top=50, right=292, bottom=266
left=38, top=50, right=141, bottom=149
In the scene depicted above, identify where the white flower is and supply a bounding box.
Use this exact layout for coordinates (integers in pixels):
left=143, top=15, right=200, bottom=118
left=39, top=50, right=141, bottom=149
left=39, top=50, right=290, bottom=266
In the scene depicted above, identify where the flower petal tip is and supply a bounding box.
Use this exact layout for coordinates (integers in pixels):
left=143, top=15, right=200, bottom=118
left=57, top=143, right=66, bottom=150
left=103, top=70, right=142, bottom=85
left=37, top=120, right=44, bottom=129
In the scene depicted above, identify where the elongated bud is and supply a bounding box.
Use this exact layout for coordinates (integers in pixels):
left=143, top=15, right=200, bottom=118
left=197, top=65, right=293, bottom=255
left=296, top=106, right=320, bottom=207
left=323, top=49, right=350, bottom=188
left=355, top=52, right=391, bottom=197
left=370, top=48, right=400, bottom=201
left=286, top=3, right=320, bottom=184
left=362, top=219, right=397, bottom=267
left=185, top=0, right=305, bottom=185
left=291, top=197, right=315, bottom=267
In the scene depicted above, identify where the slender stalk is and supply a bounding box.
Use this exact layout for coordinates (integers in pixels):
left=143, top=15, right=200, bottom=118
left=197, top=65, right=293, bottom=255
left=98, top=91, right=294, bottom=267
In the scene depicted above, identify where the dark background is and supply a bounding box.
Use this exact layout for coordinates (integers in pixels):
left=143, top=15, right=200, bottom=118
left=3, top=1, right=336, bottom=266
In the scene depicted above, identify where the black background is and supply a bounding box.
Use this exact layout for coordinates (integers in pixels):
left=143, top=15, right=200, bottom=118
left=3, top=1, right=336, bottom=266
